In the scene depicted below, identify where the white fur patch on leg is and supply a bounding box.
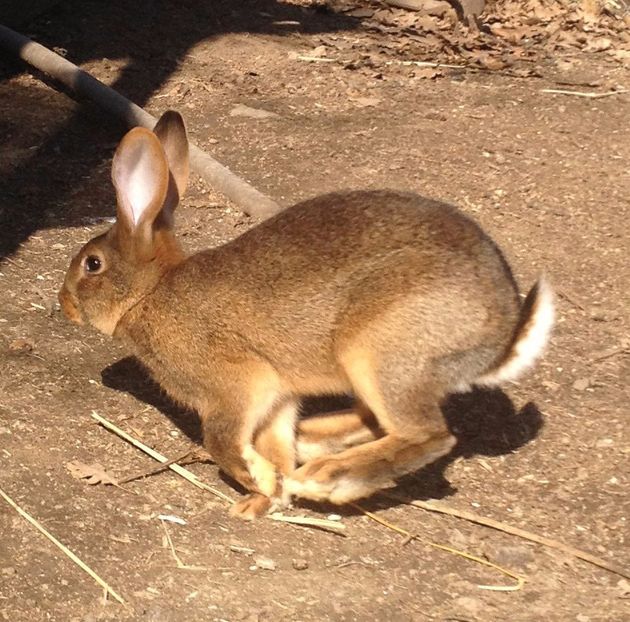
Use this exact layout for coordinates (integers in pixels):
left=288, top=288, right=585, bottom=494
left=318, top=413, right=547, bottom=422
left=284, top=475, right=384, bottom=504
left=242, top=445, right=277, bottom=497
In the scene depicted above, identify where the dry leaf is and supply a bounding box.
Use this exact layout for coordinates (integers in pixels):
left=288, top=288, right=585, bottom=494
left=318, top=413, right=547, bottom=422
left=66, top=460, right=117, bottom=485
left=586, top=37, right=612, bottom=52
left=552, top=30, right=582, bottom=50
left=353, top=96, right=382, bottom=107
left=510, top=66, right=540, bottom=78
left=414, top=67, right=443, bottom=79
left=491, top=24, right=536, bottom=45
left=8, top=338, right=34, bottom=353
left=531, top=0, right=564, bottom=21
left=472, top=52, right=508, bottom=70
left=229, top=104, right=279, bottom=119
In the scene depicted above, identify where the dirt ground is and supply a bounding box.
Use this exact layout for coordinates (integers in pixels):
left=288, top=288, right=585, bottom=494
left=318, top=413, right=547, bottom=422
left=0, top=1, right=629, bottom=621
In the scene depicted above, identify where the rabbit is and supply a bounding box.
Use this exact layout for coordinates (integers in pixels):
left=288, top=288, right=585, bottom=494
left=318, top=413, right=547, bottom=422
left=59, top=110, right=554, bottom=519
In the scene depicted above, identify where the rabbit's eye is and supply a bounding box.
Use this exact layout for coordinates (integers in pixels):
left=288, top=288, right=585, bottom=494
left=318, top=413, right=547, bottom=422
left=84, top=255, right=103, bottom=274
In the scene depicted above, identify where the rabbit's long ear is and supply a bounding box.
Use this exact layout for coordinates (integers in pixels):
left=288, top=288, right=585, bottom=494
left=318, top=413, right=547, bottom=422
left=153, top=111, right=189, bottom=222
left=112, top=127, right=169, bottom=252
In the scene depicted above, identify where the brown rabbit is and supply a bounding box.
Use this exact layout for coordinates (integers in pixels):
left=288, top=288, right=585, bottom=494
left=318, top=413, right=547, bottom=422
left=60, top=111, right=554, bottom=518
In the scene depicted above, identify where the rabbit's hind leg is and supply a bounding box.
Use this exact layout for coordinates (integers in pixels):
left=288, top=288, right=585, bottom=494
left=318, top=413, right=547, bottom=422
left=234, top=404, right=384, bottom=517
left=296, top=406, right=383, bottom=464
left=286, top=349, right=455, bottom=504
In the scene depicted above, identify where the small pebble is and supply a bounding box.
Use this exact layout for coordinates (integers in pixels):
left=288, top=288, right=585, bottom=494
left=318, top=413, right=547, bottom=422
left=572, top=377, right=591, bottom=391
left=595, top=438, right=613, bottom=448
left=292, top=559, right=309, bottom=571
left=254, top=556, right=276, bottom=571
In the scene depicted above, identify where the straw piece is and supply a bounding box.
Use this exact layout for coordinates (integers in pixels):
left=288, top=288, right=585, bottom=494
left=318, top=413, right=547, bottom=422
left=268, top=512, right=347, bottom=535
left=351, top=503, right=525, bottom=590
left=159, top=519, right=209, bottom=571
left=382, top=492, right=630, bottom=580
left=541, top=88, right=628, bottom=99
left=0, top=486, right=125, bottom=604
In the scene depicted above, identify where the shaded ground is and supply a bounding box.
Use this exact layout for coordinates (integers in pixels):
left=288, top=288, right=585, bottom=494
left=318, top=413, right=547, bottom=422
left=0, top=1, right=628, bottom=621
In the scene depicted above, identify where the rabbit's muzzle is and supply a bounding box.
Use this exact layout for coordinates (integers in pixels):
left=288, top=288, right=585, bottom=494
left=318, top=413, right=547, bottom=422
left=58, top=285, right=83, bottom=325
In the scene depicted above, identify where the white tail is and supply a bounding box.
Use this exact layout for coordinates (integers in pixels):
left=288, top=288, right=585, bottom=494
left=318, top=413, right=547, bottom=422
left=477, top=277, right=555, bottom=387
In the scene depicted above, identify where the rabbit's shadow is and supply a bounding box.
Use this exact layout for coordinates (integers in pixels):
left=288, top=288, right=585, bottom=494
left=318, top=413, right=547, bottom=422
left=102, top=356, right=544, bottom=505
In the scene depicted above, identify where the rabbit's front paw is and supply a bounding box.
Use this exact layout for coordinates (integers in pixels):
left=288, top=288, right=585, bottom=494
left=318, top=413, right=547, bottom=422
left=229, top=492, right=288, bottom=520
left=230, top=493, right=273, bottom=520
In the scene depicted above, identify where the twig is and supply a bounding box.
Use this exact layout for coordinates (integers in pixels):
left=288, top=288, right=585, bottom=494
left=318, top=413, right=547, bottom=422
left=0, top=486, right=125, bottom=604
left=351, top=503, right=525, bottom=591
left=117, top=449, right=197, bottom=485
left=382, top=492, right=630, bottom=580
left=90, top=411, right=234, bottom=504
left=541, top=88, right=628, bottom=99
left=591, top=347, right=629, bottom=363
left=557, top=290, right=585, bottom=312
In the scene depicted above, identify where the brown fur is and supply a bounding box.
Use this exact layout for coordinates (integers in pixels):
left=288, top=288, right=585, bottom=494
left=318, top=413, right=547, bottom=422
left=60, top=111, right=551, bottom=518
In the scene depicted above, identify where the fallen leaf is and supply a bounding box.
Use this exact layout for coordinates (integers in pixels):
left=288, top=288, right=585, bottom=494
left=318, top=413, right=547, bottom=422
left=8, top=338, right=34, bottom=353
left=66, top=460, right=117, bottom=485
left=586, top=37, right=612, bottom=52
left=472, top=52, right=508, bottom=70
left=490, top=24, right=536, bottom=45
left=352, top=96, right=381, bottom=107
left=510, top=66, right=541, bottom=78
left=532, top=1, right=563, bottom=22
left=414, top=67, right=443, bottom=79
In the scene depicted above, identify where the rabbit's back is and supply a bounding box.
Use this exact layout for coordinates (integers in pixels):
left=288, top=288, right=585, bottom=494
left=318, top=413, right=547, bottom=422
left=129, top=191, right=520, bottom=392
